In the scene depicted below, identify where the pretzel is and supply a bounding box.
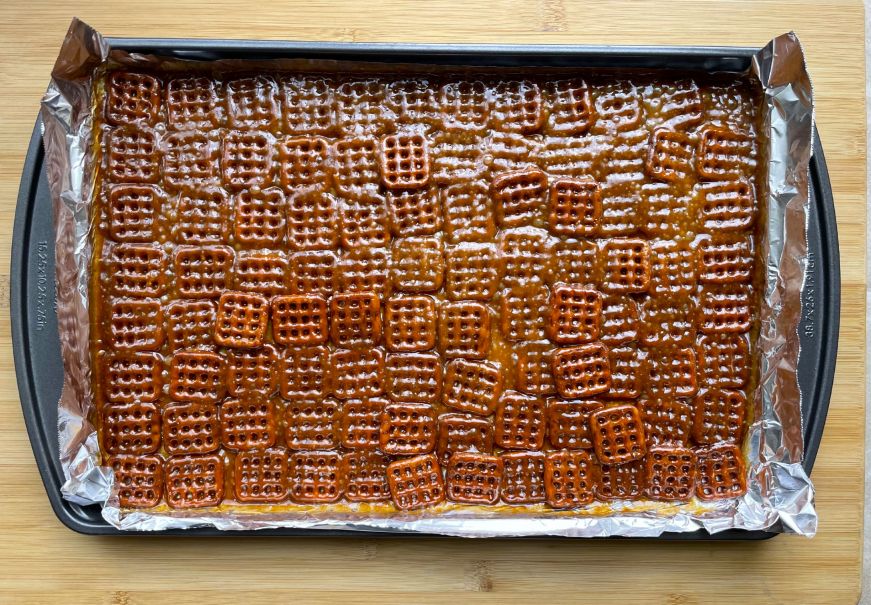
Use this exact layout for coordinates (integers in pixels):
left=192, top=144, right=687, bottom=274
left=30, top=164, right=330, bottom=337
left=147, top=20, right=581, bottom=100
left=494, top=391, right=546, bottom=451
left=443, top=358, right=503, bottom=416
left=386, top=454, right=445, bottom=510
left=272, top=294, right=329, bottom=346
left=639, top=296, right=696, bottom=348
left=547, top=284, right=602, bottom=344
left=490, top=80, right=544, bottom=133
left=103, top=401, right=161, bottom=455
left=500, top=227, right=554, bottom=290
left=233, top=187, right=286, bottom=247
left=278, top=346, right=330, bottom=402
left=545, top=450, right=597, bottom=508
left=226, top=345, right=278, bottom=398
left=379, top=133, right=431, bottom=190
left=599, top=296, right=639, bottom=346
left=109, top=454, right=163, bottom=508
left=444, top=243, right=503, bottom=301
left=233, top=250, right=288, bottom=298
left=695, top=443, right=747, bottom=500
left=165, top=454, right=224, bottom=509
left=384, top=352, right=442, bottom=404
left=282, top=76, right=338, bottom=135
left=286, top=189, right=339, bottom=251
left=646, top=128, right=695, bottom=183
left=342, top=451, right=391, bottom=502
left=590, top=404, right=647, bottom=465
left=657, top=80, right=703, bottom=130
left=647, top=346, right=698, bottom=397
left=166, top=76, right=220, bottom=130
left=285, top=399, right=341, bottom=450
left=647, top=446, right=696, bottom=501
left=340, top=398, right=386, bottom=450
left=639, top=181, right=696, bottom=238
left=289, top=451, right=345, bottom=504
left=698, top=286, right=753, bottom=334
left=500, top=451, right=546, bottom=504
left=277, top=136, right=332, bottom=192
left=102, top=352, right=163, bottom=404
left=107, top=184, right=161, bottom=242
left=214, top=291, right=269, bottom=348
left=226, top=76, right=280, bottom=130
left=235, top=448, right=289, bottom=503
left=105, top=71, right=161, bottom=126
left=441, top=182, right=495, bottom=243
left=110, top=243, right=168, bottom=298
left=288, top=250, right=338, bottom=296
left=380, top=402, right=437, bottom=455
left=339, top=198, right=391, bottom=249
left=221, top=131, right=273, bottom=190
left=438, top=301, right=491, bottom=359
left=489, top=131, right=540, bottom=176
left=546, top=399, right=604, bottom=450
left=490, top=168, right=548, bottom=228
left=697, top=178, right=756, bottom=232
left=439, top=79, right=489, bottom=130
left=173, top=187, right=230, bottom=244
left=336, top=79, right=389, bottom=135
left=596, top=130, right=647, bottom=236
left=446, top=452, right=503, bottom=505
left=552, top=343, right=611, bottom=398
left=168, top=350, right=226, bottom=403
left=638, top=398, right=692, bottom=446
left=384, top=295, right=437, bottom=352
left=696, top=333, right=750, bottom=388
left=597, top=459, right=646, bottom=500
left=545, top=79, right=594, bottom=135
left=173, top=245, right=233, bottom=299
left=592, top=82, right=642, bottom=133
left=108, top=298, right=164, bottom=351
left=515, top=341, right=556, bottom=395
left=330, top=291, right=382, bottom=348
left=606, top=345, right=648, bottom=399
left=337, top=248, right=391, bottom=298
left=330, top=348, right=385, bottom=400
left=332, top=136, right=380, bottom=197
left=386, top=188, right=443, bottom=237
left=692, top=388, right=747, bottom=445
left=601, top=238, right=651, bottom=294
left=390, top=236, right=445, bottom=293
left=437, top=413, right=494, bottom=465
left=550, top=239, right=600, bottom=287
left=163, top=131, right=218, bottom=191
left=697, top=235, right=754, bottom=284
left=697, top=126, right=755, bottom=180
left=548, top=177, right=602, bottom=236
left=162, top=401, right=220, bottom=455
left=501, top=286, right=548, bottom=342
left=431, top=131, right=485, bottom=184
left=386, top=78, right=438, bottom=124
left=220, top=398, right=278, bottom=451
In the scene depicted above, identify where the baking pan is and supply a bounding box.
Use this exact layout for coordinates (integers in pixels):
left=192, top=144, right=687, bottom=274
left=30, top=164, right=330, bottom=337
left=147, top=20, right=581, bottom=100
left=11, top=38, right=840, bottom=538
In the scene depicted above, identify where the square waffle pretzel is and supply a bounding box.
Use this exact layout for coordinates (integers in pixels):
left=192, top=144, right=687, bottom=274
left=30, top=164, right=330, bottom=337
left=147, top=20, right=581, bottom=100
left=385, top=352, right=442, bottom=404
left=390, top=236, right=444, bottom=293
left=233, top=187, right=286, bottom=247
left=109, top=298, right=164, bottom=351
left=289, top=250, right=338, bottom=296
left=226, top=76, right=280, bottom=130
left=173, top=187, right=230, bottom=244
left=214, top=291, right=269, bottom=348
left=166, top=76, right=221, bottom=130
left=438, top=301, right=491, bottom=359
left=330, top=291, right=382, bottom=348
left=380, top=402, right=437, bottom=455
left=600, top=296, right=639, bottom=345
left=501, top=286, right=549, bottom=342
left=646, top=128, right=696, bottom=182
left=173, top=245, right=233, bottom=298
left=548, top=177, right=602, bottom=236
left=330, top=348, right=385, bottom=400
left=441, top=182, right=495, bottom=243
left=552, top=343, right=611, bottom=398
left=490, top=80, right=544, bottom=134
left=233, top=251, right=288, bottom=298
left=339, top=198, right=391, bottom=249
left=437, top=413, right=494, bottom=465
left=109, top=454, right=163, bottom=508
left=697, top=333, right=749, bottom=388
left=439, top=80, right=490, bottom=131
left=649, top=238, right=698, bottom=297
left=107, top=184, right=161, bottom=242
left=285, top=399, right=341, bottom=450
left=220, top=398, right=278, bottom=451
left=227, top=345, right=278, bottom=397
left=535, top=134, right=598, bottom=178
left=639, top=398, right=693, bottom=446
left=162, top=402, right=220, bottom=455
left=547, top=284, right=603, bottom=344
left=697, top=179, right=756, bottom=231
left=332, top=136, right=380, bottom=196
left=386, top=78, right=438, bottom=124
left=494, top=392, right=546, bottom=450
left=163, top=131, right=218, bottom=191
left=102, top=352, right=163, bottom=404
left=500, top=227, right=554, bottom=290
left=545, top=79, right=594, bottom=135
left=489, top=131, right=539, bottom=174
left=105, top=71, right=161, bottom=126
left=693, top=388, right=747, bottom=444
left=443, top=358, right=503, bottom=416
left=639, top=181, right=696, bottom=238
left=590, top=404, right=647, bottom=465
left=165, top=454, right=224, bottom=509
left=282, top=76, right=338, bottom=135
left=342, top=451, right=391, bottom=502
left=698, top=286, right=752, bottom=334
left=697, top=235, right=753, bottom=284
left=286, top=189, right=339, bottom=251
left=384, top=295, right=437, bottom=352
left=279, top=346, right=329, bottom=402
left=235, top=448, right=289, bottom=503
left=695, top=443, right=747, bottom=500
left=550, top=239, right=600, bottom=286
left=277, top=136, right=332, bottom=191
left=444, top=243, right=502, bottom=301
left=607, top=346, right=648, bottom=399
left=272, top=294, right=328, bottom=346
left=103, top=401, right=161, bottom=455
left=490, top=168, right=548, bottom=227
left=386, top=454, right=445, bottom=510
left=648, top=346, right=698, bottom=397
left=168, top=350, right=226, bottom=403
left=597, top=459, right=646, bottom=500
left=500, top=451, right=546, bottom=504
left=658, top=80, right=703, bottom=130
left=340, top=398, right=386, bottom=450
left=697, top=126, right=754, bottom=180
left=379, top=133, right=431, bottom=190
left=545, top=450, right=596, bottom=508
left=336, top=79, right=389, bottom=135
left=110, top=243, right=168, bottom=298
left=592, top=82, right=642, bottom=132
left=430, top=131, right=485, bottom=184
left=547, top=399, right=604, bottom=450
left=645, top=446, right=696, bottom=502
left=386, top=189, right=443, bottom=237
left=446, top=453, right=503, bottom=505
left=221, top=131, right=273, bottom=189
left=640, top=296, right=696, bottom=348
left=602, top=238, right=651, bottom=294
left=289, top=451, right=345, bottom=504
left=337, top=248, right=391, bottom=298
left=515, top=341, right=556, bottom=395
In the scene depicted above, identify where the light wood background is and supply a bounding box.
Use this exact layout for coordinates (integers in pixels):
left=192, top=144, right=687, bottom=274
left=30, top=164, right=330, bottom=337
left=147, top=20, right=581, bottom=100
left=0, top=2, right=865, bottom=604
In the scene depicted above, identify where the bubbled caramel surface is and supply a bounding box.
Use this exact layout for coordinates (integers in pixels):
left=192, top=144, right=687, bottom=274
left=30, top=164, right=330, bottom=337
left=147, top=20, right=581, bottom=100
left=91, top=68, right=760, bottom=512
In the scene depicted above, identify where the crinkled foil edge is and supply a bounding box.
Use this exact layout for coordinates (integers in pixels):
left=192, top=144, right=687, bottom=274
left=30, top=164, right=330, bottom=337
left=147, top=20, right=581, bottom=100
left=43, top=18, right=817, bottom=536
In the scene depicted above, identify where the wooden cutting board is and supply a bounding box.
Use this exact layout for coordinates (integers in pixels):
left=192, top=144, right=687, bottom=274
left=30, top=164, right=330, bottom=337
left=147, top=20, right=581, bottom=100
left=0, top=1, right=864, bottom=604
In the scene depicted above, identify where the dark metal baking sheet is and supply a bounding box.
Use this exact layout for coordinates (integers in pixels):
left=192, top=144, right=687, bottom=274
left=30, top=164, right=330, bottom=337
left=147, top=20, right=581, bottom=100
left=10, top=39, right=840, bottom=538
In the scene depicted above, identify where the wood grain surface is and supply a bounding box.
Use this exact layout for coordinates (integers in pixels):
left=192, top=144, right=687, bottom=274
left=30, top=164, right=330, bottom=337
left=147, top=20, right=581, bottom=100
left=0, top=2, right=865, bottom=604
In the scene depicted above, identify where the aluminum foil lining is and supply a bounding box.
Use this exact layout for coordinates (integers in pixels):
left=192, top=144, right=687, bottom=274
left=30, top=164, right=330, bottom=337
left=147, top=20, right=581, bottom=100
left=41, top=18, right=817, bottom=536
